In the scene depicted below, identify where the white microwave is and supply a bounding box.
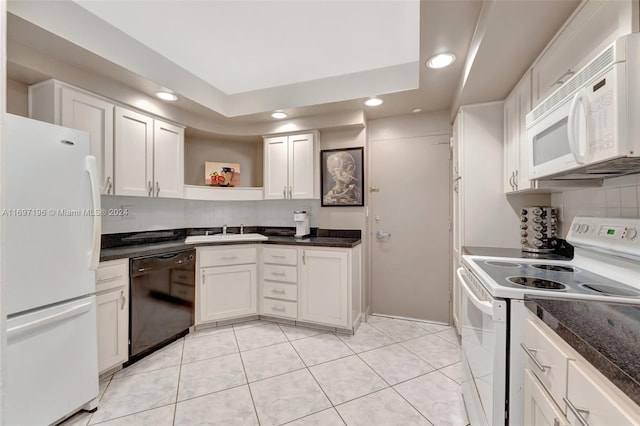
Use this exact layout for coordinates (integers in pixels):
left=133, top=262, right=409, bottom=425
left=526, top=33, right=640, bottom=180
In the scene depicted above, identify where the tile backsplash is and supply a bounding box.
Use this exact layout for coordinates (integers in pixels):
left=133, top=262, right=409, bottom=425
left=101, top=196, right=320, bottom=234
left=551, top=174, right=640, bottom=237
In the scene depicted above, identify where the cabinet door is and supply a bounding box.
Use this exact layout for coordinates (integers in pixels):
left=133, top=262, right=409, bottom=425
left=200, top=264, right=257, bottom=322
left=288, top=133, right=315, bottom=199
left=503, top=90, right=518, bottom=193
left=532, top=0, right=637, bottom=105
left=153, top=119, right=184, bottom=198
left=60, top=87, right=115, bottom=195
left=523, top=369, right=569, bottom=426
left=299, top=249, right=349, bottom=327
left=115, top=106, right=154, bottom=196
left=565, top=360, right=639, bottom=426
left=263, top=135, right=289, bottom=199
left=515, top=73, right=533, bottom=191
left=96, top=287, right=128, bottom=373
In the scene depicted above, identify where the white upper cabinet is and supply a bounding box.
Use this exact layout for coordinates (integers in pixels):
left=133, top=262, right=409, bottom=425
left=504, top=72, right=533, bottom=193
left=115, top=106, right=184, bottom=198
left=531, top=0, right=638, bottom=106
left=29, top=80, right=115, bottom=194
left=263, top=132, right=318, bottom=200
left=153, top=120, right=185, bottom=199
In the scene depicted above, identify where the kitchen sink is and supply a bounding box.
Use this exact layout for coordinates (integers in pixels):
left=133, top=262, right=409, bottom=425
left=184, top=233, right=268, bottom=244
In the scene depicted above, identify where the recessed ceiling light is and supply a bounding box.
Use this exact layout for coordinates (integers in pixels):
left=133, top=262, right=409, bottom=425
left=412, top=108, right=422, bottom=113
left=271, top=111, right=288, bottom=119
left=364, top=97, right=383, bottom=107
left=426, top=53, right=456, bottom=69
left=155, top=91, right=178, bottom=101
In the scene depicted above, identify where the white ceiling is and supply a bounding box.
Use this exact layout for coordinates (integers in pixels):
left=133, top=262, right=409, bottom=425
left=6, top=0, right=580, bottom=128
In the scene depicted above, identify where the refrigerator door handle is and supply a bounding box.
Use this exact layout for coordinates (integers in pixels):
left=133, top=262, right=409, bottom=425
left=86, top=156, right=101, bottom=270
left=7, top=301, right=93, bottom=340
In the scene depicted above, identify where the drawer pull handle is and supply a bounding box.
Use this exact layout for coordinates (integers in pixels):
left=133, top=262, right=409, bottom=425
left=563, top=397, right=589, bottom=426
left=271, top=289, right=286, bottom=294
left=221, top=256, right=238, bottom=261
left=97, top=274, right=124, bottom=284
left=271, top=306, right=286, bottom=312
left=520, top=343, right=550, bottom=372
left=271, top=272, right=286, bottom=276
left=272, top=255, right=286, bottom=259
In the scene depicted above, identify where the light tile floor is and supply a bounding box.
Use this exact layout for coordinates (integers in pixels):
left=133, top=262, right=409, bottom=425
left=61, top=316, right=469, bottom=426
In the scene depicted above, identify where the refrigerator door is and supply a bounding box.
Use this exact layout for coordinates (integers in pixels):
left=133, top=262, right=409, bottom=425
left=6, top=296, right=99, bottom=425
left=3, top=114, right=101, bottom=315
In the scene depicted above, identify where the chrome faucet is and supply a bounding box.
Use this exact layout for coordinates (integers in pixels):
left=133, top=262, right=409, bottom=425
left=222, top=224, right=227, bottom=235
left=240, top=224, right=244, bottom=235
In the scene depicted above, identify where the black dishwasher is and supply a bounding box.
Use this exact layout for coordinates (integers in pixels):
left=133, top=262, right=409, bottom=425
left=128, top=249, right=195, bottom=364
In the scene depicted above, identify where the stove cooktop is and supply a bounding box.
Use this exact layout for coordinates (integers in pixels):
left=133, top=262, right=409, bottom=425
left=463, top=256, right=640, bottom=302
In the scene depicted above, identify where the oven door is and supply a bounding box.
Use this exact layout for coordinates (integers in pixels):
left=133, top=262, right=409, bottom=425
left=458, top=267, right=508, bottom=426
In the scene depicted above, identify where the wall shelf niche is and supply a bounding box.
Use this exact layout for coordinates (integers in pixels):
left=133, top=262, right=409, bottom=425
left=184, top=129, right=264, bottom=201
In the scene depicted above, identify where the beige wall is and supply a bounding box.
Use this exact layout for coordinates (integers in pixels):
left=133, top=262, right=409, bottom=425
left=184, top=136, right=263, bottom=187
left=6, top=78, right=28, bottom=116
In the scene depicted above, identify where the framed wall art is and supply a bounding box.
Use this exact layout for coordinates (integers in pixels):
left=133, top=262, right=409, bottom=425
left=321, top=147, right=364, bottom=207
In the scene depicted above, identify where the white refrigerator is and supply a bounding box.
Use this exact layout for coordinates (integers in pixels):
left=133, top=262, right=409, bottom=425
left=3, top=114, right=102, bottom=425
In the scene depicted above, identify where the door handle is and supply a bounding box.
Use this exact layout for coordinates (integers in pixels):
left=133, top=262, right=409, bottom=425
left=155, top=181, right=160, bottom=197
left=376, top=230, right=391, bottom=239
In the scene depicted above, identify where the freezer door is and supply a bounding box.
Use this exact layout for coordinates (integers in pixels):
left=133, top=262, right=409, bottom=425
left=6, top=296, right=99, bottom=425
left=3, top=114, right=100, bottom=315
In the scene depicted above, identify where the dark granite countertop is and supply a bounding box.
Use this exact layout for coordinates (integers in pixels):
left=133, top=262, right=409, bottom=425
left=463, top=245, right=572, bottom=260
left=525, top=296, right=640, bottom=406
left=100, top=227, right=361, bottom=261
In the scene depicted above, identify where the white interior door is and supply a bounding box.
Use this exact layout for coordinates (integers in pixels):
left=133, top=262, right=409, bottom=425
left=370, top=135, right=450, bottom=322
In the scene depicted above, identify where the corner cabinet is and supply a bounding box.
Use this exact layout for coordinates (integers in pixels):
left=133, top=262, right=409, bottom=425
left=96, top=259, right=129, bottom=374
left=115, top=106, right=184, bottom=198
left=196, top=246, right=258, bottom=324
left=263, top=132, right=319, bottom=200
left=29, top=80, right=115, bottom=195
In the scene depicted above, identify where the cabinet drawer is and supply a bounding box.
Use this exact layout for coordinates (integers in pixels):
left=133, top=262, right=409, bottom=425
left=263, top=282, right=297, bottom=301
left=263, top=247, right=297, bottom=265
left=96, top=259, right=128, bottom=293
left=199, top=247, right=256, bottom=267
left=525, top=317, right=570, bottom=410
left=263, top=264, right=297, bottom=283
left=262, top=298, right=297, bottom=319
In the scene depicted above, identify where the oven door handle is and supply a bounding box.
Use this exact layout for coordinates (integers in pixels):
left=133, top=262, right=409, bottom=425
left=457, top=267, right=495, bottom=317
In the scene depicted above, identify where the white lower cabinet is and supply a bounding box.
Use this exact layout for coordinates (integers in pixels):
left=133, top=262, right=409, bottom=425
left=298, top=248, right=351, bottom=328
left=523, top=369, right=570, bottom=426
left=523, top=315, right=640, bottom=426
left=261, top=247, right=298, bottom=320
left=96, top=259, right=129, bottom=374
left=197, top=247, right=258, bottom=324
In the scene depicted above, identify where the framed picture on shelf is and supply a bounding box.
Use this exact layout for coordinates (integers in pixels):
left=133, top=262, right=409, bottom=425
left=321, top=147, right=364, bottom=207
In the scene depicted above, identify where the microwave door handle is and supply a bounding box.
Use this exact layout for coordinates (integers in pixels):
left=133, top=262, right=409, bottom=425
left=568, top=90, right=587, bottom=164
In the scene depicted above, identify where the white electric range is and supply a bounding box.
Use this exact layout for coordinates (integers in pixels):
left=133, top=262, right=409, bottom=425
left=459, top=216, right=640, bottom=426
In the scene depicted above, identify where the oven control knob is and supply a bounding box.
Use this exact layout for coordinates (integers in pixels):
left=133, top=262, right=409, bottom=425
left=572, top=223, right=581, bottom=232
left=626, top=228, right=638, bottom=240
left=579, top=224, right=590, bottom=233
